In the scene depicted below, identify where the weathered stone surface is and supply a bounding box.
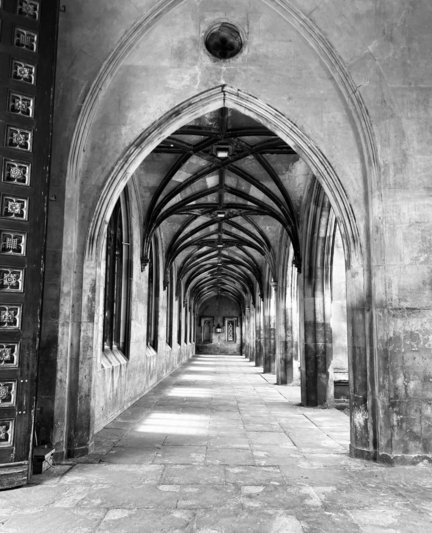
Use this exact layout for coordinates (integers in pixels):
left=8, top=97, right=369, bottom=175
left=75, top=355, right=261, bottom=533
left=97, top=509, right=195, bottom=533
left=0, top=508, right=107, bottom=533
left=2, top=354, right=430, bottom=531
left=24, top=0, right=432, bottom=475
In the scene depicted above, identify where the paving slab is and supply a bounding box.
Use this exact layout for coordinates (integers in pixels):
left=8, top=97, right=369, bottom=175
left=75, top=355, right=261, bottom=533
left=177, top=483, right=241, bottom=509
left=58, top=463, right=164, bottom=486
left=78, top=483, right=180, bottom=510
left=101, top=446, right=157, bottom=464
left=206, top=447, right=255, bottom=465
left=161, top=465, right=226, bottom=485
left=0, top=508, right=107, bottom=533
left=194, top=509, right=304, bottom=533
left=153, top=445, right=206, bottom=464
left=97, top=509, right=195, bottom=533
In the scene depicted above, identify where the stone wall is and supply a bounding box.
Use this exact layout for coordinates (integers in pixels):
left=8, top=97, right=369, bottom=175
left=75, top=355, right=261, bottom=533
left=90, top=185, right=194, bottom=434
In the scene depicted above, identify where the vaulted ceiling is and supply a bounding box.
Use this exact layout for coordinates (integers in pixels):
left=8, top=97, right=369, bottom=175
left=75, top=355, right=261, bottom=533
left=137, top=108, right=313, bottom=311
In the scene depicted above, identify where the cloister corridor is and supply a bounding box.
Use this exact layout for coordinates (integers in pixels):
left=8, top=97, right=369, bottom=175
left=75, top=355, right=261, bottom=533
left=1, top=354, right=431, bottom=532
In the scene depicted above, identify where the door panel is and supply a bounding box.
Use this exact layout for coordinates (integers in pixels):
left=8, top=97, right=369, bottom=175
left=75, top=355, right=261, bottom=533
left=0, top=0, right=58, bottom=489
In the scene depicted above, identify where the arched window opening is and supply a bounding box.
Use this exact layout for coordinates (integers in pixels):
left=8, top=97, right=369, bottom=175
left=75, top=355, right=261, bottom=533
left=192, top=311, right=196, bottom=343
left=103, top=192, right=130, bottom=356
left=184, top=305, right=188, bottom=344
left=188, top=307, right=192, bottom=343
left=166, top=268, right=174, bottom=347
left=270, top=282, right=277, bottom=374
left=259, top=302, right=264, bottom=368
left=177, top=293, right=182, bottom=345
left=147, top=238, right=159, bottom=349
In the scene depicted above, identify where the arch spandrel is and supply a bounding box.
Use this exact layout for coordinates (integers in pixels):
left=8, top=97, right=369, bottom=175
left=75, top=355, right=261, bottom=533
left=61, top=0, right=381, bottom=264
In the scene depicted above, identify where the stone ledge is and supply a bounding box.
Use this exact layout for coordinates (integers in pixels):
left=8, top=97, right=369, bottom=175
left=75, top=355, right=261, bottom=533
left=101, top=347, right=128, bottom=368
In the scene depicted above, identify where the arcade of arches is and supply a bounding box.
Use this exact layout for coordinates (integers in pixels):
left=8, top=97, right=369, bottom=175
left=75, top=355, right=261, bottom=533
left=1, top=0, right=432, bottom=506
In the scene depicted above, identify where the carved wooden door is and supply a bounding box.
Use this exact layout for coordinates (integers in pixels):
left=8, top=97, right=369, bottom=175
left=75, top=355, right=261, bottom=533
left=0, top=0, right=58, bottom=489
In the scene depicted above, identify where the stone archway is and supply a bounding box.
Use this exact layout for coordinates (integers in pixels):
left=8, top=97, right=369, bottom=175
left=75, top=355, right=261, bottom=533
left=50, top=0, right=385, bottom=464
left=64, top=86, right=375, bottom=461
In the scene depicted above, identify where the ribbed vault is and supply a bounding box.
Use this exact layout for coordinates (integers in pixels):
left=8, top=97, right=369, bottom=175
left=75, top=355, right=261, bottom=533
left=141, top=108, right=303, bottom=311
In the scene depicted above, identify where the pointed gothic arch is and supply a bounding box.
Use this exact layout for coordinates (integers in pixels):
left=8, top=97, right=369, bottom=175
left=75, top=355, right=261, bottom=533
left=67, top=86, right=376, bottom=462
left=54, top=0, right=382, bottom=464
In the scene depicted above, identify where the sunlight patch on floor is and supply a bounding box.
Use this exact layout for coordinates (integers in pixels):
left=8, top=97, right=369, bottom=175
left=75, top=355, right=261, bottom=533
left=178, top=374, right=215, bottom=381
left=134, top=412, right=210, bottom=435
left=167, top=387, right=212, bottom=397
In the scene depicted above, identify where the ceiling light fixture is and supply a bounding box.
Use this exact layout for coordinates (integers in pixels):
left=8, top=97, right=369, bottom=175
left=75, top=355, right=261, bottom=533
left=216, top=148, right=229, bottom=158
left=213, top=144, right=232, bottom=159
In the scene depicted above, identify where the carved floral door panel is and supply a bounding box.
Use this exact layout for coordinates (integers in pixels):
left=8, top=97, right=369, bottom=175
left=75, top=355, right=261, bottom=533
left=0, top=0, right=58, bottom=488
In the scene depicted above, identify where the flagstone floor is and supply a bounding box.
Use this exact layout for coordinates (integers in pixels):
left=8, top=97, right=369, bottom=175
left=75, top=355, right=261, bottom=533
left=1, top=354, right=432, bottom=532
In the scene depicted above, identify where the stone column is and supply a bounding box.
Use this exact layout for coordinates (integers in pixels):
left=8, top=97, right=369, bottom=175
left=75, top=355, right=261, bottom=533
left=346, top=263, right=376, bottom=461
left=269, top=282, right=277, bottom=374
left=244, top=307, right=250, bottom=359
left=303, top=273, right=318, bottom=406
left=291, top=269, right=300, bottom=384
left=302, top=193, right=334, bottom=407
left=285, top=265, right=295, bottom=384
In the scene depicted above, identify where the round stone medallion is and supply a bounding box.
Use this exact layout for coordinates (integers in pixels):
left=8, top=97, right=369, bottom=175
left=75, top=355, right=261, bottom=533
left=205, top=22, right=243, bottom=60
